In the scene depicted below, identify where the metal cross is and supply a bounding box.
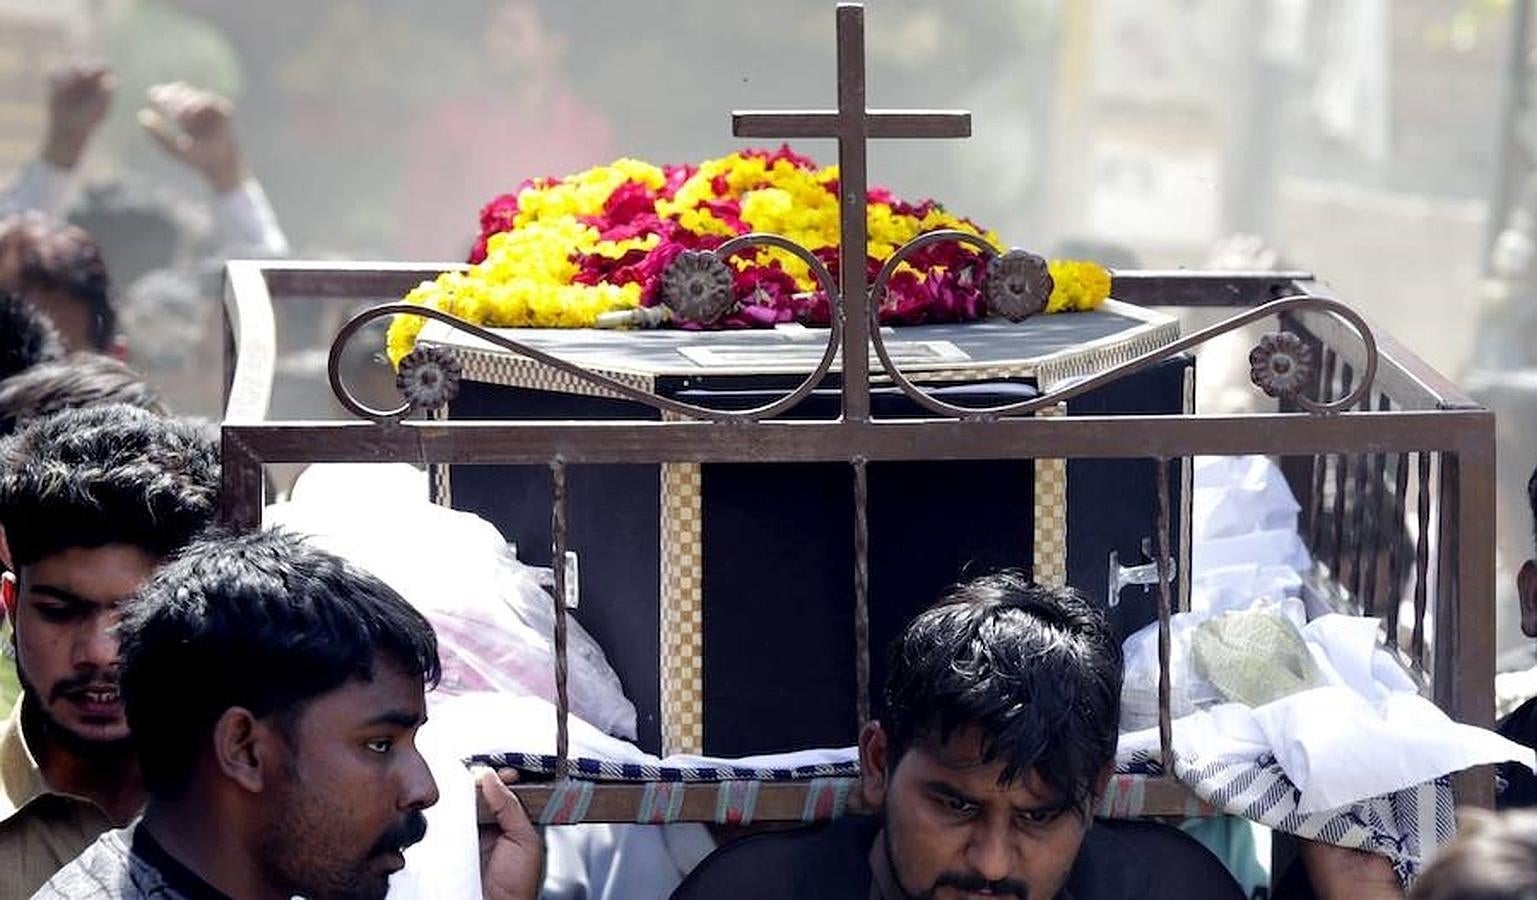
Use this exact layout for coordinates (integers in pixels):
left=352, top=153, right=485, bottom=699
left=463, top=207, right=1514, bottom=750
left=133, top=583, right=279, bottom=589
left=732, top=2, right=971, bottom=421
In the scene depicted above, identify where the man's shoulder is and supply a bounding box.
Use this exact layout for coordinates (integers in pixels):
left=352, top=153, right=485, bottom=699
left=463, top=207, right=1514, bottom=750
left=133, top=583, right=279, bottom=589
left=1500, top=695, right=1537, bottom=746
left=32, top=827, right=182, bottom=900
left=671, top=815, right=879, bottom=900
left=1073, top=819, right=1246, bottom=900
left=0, top=700, right=42, bottom=818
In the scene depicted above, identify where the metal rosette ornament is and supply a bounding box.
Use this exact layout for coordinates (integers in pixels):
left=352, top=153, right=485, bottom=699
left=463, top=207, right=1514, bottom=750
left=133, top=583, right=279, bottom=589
left=658, top=250, right=737, bottom=326
left=984, top=248, right=1054, bottom=322
left=395, top=345, right=463, bottom=414
left=1247, top=331, right=1314, bottom=402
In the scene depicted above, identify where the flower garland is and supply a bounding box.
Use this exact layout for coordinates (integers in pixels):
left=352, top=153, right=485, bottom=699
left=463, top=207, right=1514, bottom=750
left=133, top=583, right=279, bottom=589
left=387, top=146, right=1110, bottom=365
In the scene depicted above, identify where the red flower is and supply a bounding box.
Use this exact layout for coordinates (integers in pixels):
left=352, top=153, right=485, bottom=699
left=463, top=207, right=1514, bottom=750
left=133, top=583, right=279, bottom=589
left=742, top=144, right=820, bottom=171
left=661, top=164, right=695, bottom=199
left=590, top=213, right=669, bottom=243
left=602, top=180, right=658, bottom=224
left=702, top=198, right=747, bottom=233
left=471, top=192, right=523, bottom=262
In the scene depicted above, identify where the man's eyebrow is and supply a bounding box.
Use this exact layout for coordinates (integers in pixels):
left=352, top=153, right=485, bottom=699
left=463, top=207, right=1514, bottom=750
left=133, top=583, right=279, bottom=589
left=923, top=780, right=980, bottom=804
left=26, top=585, right=94, bottom=605
left=361, top=710, right=426, bottom=729
left=1013, top=797, right=1076, bottom=818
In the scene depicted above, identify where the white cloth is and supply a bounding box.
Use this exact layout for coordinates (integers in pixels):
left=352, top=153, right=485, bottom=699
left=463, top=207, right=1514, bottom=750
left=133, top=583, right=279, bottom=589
left=0, top=157, right=291, bottom=259
left=268, top=466, right=640, bottom=739
left=1188, top=456, right=1310, bottom=617
left=0, top=159, right=75, bottom=219
left=390, top=692, right=831, bottom=900
left=1125, top=454, right=1533, bottom=814
left=390, top=700, right=720, bottom=900
left=542, top=821, right=717, bottom=900
left=1192, top=455, right=1304, bottom=541
left=1121, top=612, right=1536, bottom=815
left=212, top=177, right=290, bottom=258
left=389, top=716, right=484, bottom=900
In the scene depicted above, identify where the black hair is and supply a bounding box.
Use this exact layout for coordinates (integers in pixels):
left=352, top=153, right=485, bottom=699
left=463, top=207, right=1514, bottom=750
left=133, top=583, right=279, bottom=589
left=68, top=179, right=187, bottom=290
left=0, top=212, right=115, bottom=350
left=881, top=571, right=1122, bottom=809
left=119, top=528, right=442, bottom=796
left=1528, top=464, right=1537, bottom=553
left=0, top=289, right=62, bottom=382
left=1410, top=809, right=1537, bottom=900
left=0, top=352, right=168, bottom=437
left=0, top=404, right=218, bottom=567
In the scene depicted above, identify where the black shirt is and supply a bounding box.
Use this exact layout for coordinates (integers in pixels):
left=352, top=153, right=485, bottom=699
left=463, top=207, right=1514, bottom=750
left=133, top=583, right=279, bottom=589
left=130, top=828, right=232, bottom=900
left=672, top=814, right=1246, bottom=900
left=1498, top=695, right=1537, bottom=808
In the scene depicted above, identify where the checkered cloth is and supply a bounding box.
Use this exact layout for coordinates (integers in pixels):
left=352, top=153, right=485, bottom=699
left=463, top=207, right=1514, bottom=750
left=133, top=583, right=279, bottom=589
left=1121, top=746, right=1455, bottom=882
left=470, top=750, right=860, bottom=783
left=474, top=743, right=1452, bottom=877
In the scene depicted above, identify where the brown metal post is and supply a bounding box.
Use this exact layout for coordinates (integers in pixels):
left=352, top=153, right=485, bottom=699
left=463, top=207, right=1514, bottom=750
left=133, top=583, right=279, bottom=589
left=835, top=4, right=872, bottom=422
left=551, top=461, right=572, bottom=780
left=220, top=429, right=265, bottom=531
left=1448, top=422, right=1498, bottom=807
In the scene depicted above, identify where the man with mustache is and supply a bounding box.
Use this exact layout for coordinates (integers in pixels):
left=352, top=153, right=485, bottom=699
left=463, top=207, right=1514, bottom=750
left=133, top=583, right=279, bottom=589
left=0, top=404, right=219, bottom=900
left=674, top=572, right=1245, bottom=900
left=35, top=527, right=542, bottom=900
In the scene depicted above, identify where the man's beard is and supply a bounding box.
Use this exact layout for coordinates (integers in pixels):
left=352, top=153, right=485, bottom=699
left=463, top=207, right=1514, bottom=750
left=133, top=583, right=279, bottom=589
left=881, top=826, right=1030, bottom=900
left=259, top=761, right=429, bottom=900
left=15, top=662, right=135, bottom=762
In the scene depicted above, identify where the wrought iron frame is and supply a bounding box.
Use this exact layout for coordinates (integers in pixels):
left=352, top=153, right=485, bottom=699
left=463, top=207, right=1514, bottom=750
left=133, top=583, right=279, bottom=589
left=217, top=3, right=1496, bottom=821
left=220, top=259, right=1496, bottom=819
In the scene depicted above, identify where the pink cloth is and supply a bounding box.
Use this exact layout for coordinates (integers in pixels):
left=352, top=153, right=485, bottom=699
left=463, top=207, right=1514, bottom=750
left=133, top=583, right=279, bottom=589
left=397, top=85, right=614, bottom=260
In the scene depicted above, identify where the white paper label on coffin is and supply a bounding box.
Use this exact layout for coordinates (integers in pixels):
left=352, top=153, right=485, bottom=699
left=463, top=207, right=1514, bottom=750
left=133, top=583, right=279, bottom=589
left=675, top=339, right=969, bottom=369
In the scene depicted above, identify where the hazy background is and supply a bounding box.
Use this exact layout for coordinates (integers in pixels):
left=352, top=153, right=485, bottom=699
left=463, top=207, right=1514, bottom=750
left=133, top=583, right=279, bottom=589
left=1, top=0, right=1532, bottom=657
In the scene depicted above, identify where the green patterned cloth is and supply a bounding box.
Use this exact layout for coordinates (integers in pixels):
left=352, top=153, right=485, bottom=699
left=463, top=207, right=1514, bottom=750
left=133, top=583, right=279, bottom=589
left=0, top=620, right=16, bottom=721
left=1193, top=607, right=1327, bottom=708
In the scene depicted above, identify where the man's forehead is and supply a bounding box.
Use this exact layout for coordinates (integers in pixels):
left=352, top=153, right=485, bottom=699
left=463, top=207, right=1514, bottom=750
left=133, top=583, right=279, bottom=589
left=294, top=663, right=428, bottom=731
left=20, top=544, right=159, bottom=600
left=901, top=727, right=1059, bottom=802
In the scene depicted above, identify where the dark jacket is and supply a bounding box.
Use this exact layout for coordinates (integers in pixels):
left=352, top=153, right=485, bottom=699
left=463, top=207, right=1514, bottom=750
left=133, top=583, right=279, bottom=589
left=1498, top=695, right=1537, bottom=808
left=672, top=814, right=1246, bottom=900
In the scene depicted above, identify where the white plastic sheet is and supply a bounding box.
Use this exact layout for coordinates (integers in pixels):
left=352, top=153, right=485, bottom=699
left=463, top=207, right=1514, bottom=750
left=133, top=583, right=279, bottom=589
left=269, top=463, right=639, bottom=739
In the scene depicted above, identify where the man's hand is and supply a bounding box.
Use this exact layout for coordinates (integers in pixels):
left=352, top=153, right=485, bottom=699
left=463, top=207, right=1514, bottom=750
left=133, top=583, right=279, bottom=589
left=41, top=62, right=114, bottom=170
left=476, top=768, right=543, bottom=900
left=1299, top=839, right=1403, bottom=900
left=138, top=82, right=247, bottom=193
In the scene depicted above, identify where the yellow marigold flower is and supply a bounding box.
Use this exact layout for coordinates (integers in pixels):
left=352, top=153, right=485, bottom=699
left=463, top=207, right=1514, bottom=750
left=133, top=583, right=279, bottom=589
left=591, top=234, right=661, bottom=260
left=740, top=187, right=794, bottom=232
left=1046, top=259, right=1112, bottom=313
left=676, top=207, right=737, bottom=238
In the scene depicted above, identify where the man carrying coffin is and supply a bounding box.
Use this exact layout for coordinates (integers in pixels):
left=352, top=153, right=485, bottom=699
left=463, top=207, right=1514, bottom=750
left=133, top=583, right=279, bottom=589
left=36, top=528, right=544, bottom=900
left=674, top=571, right=1244, bottom=900
left=0, top=405, right=219, bottom=899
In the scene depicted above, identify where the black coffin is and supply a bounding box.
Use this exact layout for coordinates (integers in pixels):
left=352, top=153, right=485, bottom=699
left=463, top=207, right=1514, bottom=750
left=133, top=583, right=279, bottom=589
left=435, top=312, right=1191, bottom=756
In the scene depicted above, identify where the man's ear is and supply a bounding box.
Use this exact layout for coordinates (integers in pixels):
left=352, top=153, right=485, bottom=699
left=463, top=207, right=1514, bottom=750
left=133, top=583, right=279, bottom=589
left=1520, top=560, right=1537, bottom=639
left=1, top=570, right=15, bottom=626
left=212, top=707, right=280, bottom=794
left=0, top=523, right=12, bottom=572
left=858, top=720, right=891, bottom=812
